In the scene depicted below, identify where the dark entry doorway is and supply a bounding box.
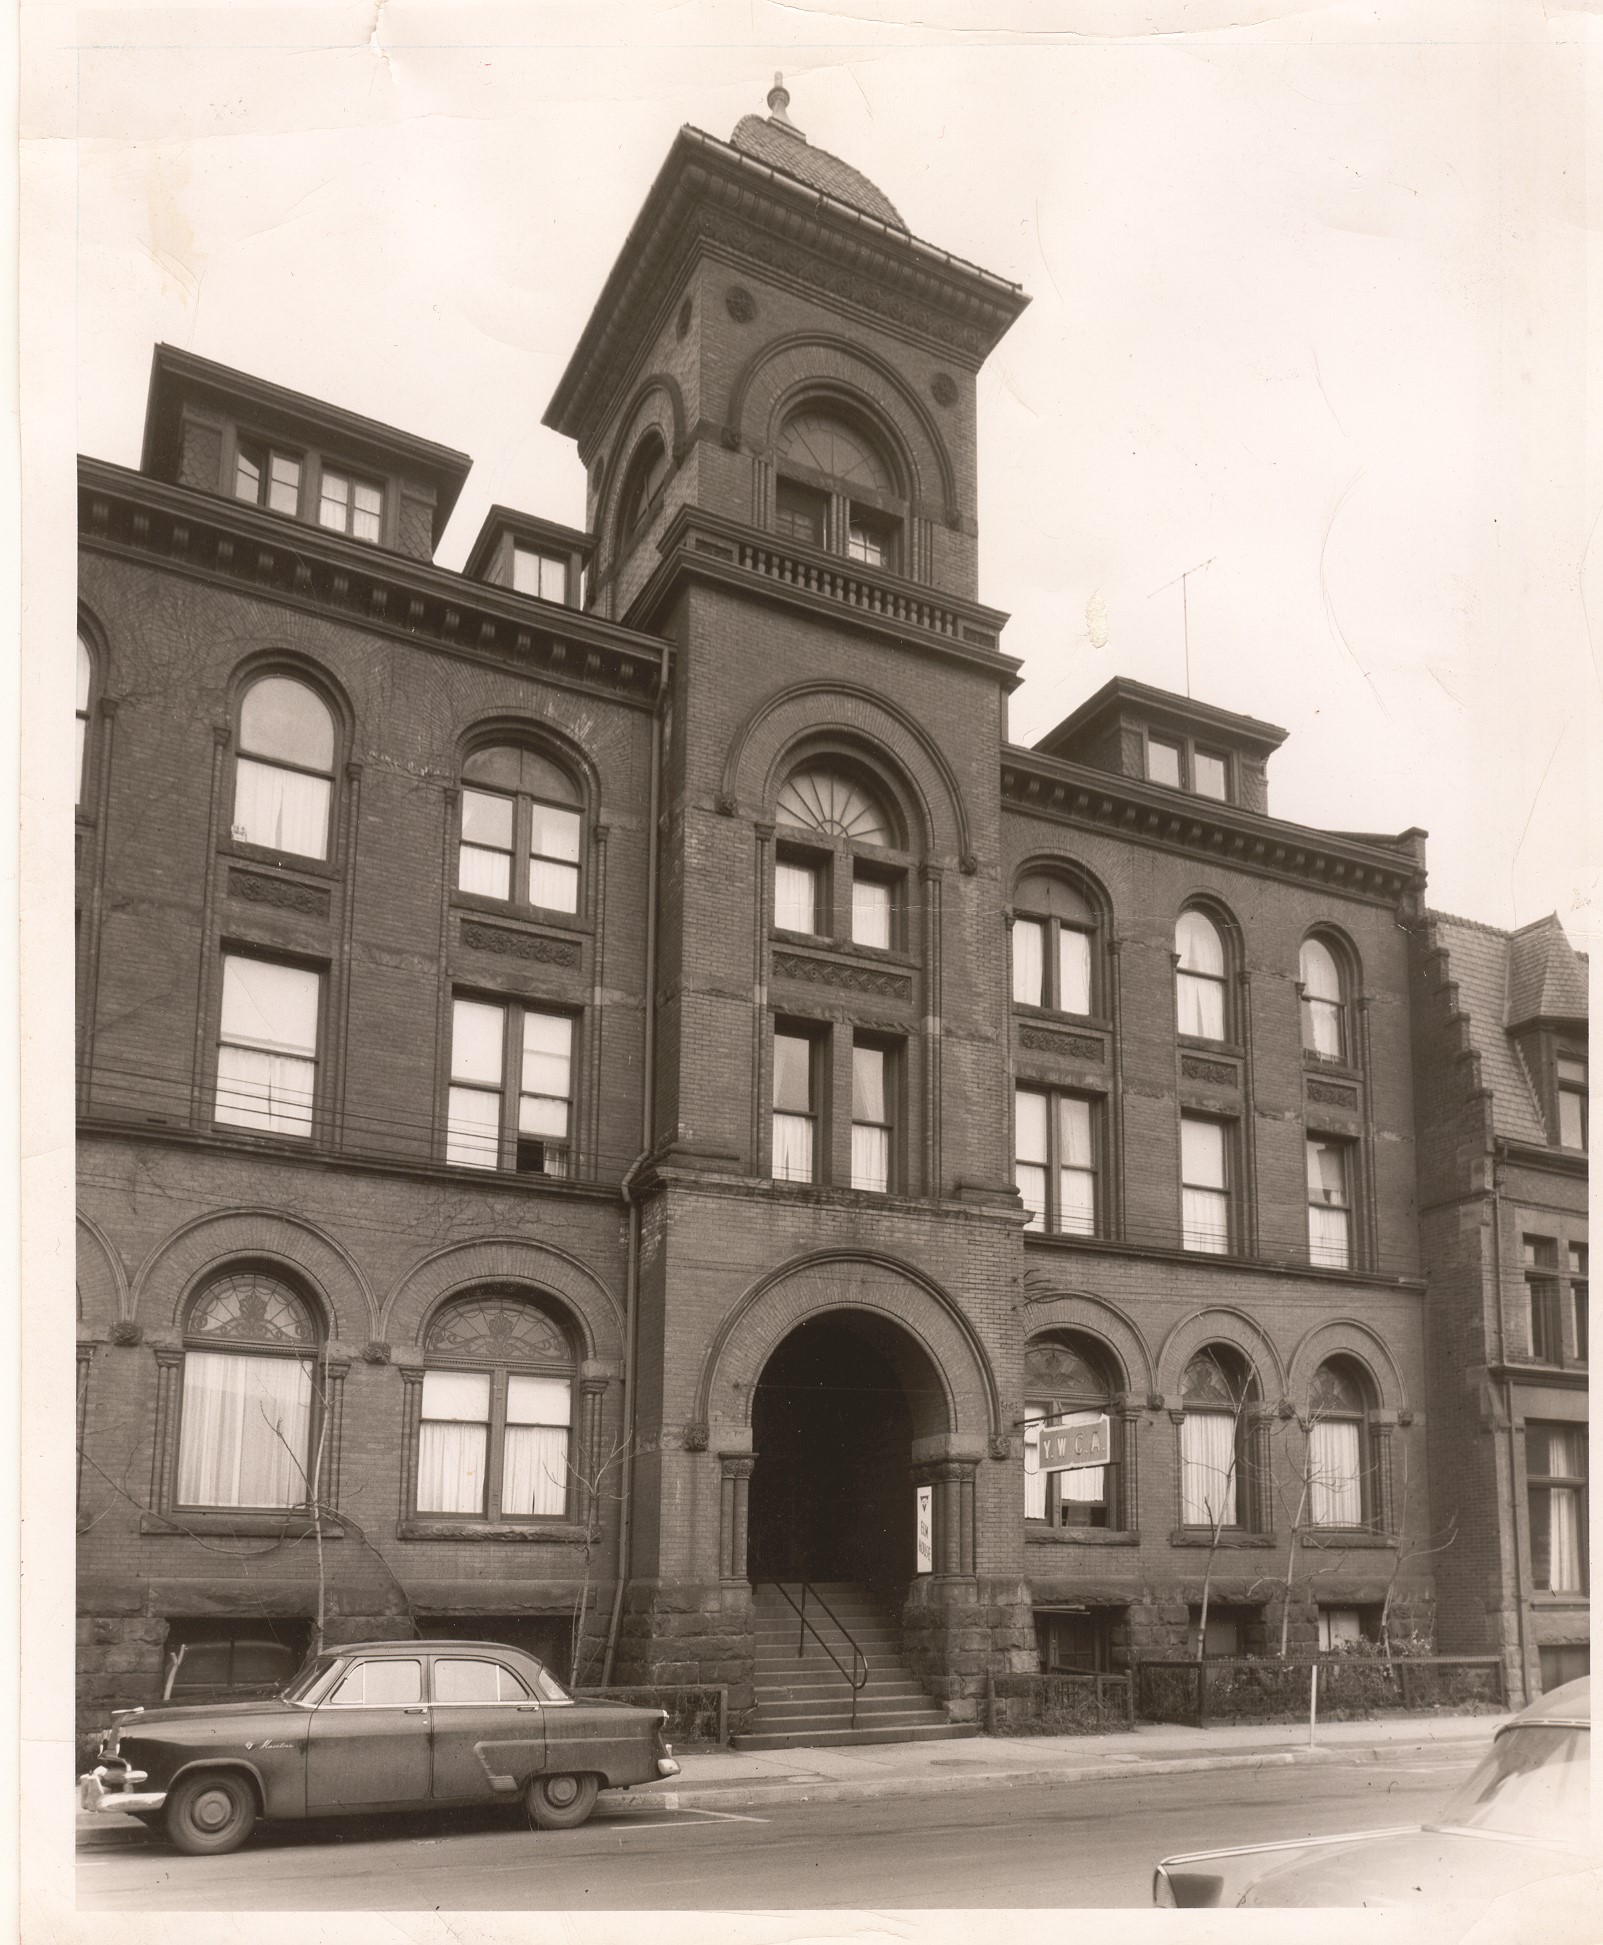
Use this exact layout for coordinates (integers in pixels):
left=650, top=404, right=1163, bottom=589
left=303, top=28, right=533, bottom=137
left=748, top=1311, right=926, bottom=1587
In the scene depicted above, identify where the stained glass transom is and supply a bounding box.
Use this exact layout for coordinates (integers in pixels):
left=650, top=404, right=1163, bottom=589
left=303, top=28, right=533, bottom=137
left=1310, top=1359, right=1366, bottom=1414
left=187, top=1273, right=316, bottom=1346
left=776, top=769, right=890, bottom=845
left=425, top=1293, right=571, bottom=1366
left=1024, top=1340, right=1107, bottom=1398
left=1182, top=1349, right=1247, bottom=1406
left=778, top=413, right=890, bottom=493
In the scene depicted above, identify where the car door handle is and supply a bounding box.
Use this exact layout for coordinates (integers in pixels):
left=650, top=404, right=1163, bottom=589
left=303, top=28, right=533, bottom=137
left=403, top=1706, right=427, bottom=1716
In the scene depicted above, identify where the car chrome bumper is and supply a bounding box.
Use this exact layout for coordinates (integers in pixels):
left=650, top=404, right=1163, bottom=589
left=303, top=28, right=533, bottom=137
left=656, top=1757, right=681, bottom=1779
left=78, top=1766, right=167, bottom=1816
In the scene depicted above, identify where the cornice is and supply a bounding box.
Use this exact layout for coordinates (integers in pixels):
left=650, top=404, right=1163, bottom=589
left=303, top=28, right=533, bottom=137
left=1494, top=1137, right=1589, bottom=1180
left=626, top=505, right=1022, bottom=688
left=79, top=459, right=667, bottom=712
left=546, top=127, right=1028, bottom=452
left=1000, top=744, right=1425, bottom=907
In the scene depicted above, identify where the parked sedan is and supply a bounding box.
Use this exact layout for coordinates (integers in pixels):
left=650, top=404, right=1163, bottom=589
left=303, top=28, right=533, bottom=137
left=1153, top=1676, right=1592, bottom=1918
left=78, top=1638, right=681, bottom=1854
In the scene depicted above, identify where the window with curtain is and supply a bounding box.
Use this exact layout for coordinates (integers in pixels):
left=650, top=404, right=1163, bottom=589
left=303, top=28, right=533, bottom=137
left=512, top=544, right=568, bottom=605
left=1175, top=909, right=1228, bottom=1041
left=1299, top=937, right=1347, bottom=1060
left=76, top=632, right=94, bottom=804
left=774, top=857, right=821, bottom=934
left=852, top=870, right=893, bottom=949
left=317, top=468, right=383, bottom=541
left=1011, top=874, right=1097, bottom=1014
left=1014, top=1087, right=1097, bottom=1236
left=851, top=1039, right=893, bottom=1192
left=215, top=955, right=320, bottom=1137
left=1180, top=1115, right=1230, bottom=1254
left=176, top=1272, right=318, bottom=1510
left=232, top=675, right=336, bottom=860
left=1307, top=1360, right=1368, bottom=1527
left=417, top=1293, right=574, bottom=1521
left=446, top=996, right=572, bottom=1176
left=458, top=744, right=583, bottom=915
left=1306, top=1138, right=1353, bottom=1269
left=1023, top=1337, right=1118, bottom=1528
left=1527, top=1425, right=1588, bottom=1594
left=772, top=1028, right=817, bottom=1182
left=1180, top=1349, right=1252, bottom=1527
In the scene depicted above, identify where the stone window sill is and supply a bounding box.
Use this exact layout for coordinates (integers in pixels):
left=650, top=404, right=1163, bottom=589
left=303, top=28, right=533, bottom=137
left=1296, top=1529, right=1395, bottom=1550
left=1168, top=1528, right=1276, bottom=1549
left=1530, top=1592, right=1589, bottom=1610
left=1026, top=1527, right=1139, bottom=1548
left=141, top=1511, right=344, bottom=1539
left=395, top=1519, right=592, bottom=1545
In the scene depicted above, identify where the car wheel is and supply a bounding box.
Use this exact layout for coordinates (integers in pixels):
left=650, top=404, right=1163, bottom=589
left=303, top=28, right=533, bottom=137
left=526, top=1772, right=599, bottom=1831
left=165, top=1770, right=258, bottom=1855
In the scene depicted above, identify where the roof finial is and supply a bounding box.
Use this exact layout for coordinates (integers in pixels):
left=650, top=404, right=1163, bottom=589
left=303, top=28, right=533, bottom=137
left=766, top=72, right=803, bottom=137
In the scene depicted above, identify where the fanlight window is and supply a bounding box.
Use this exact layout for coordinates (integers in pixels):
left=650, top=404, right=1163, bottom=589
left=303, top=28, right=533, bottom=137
left=776, top=768, right=891, bottom=846
left=425, top=1294, right=570, bottom=1365
left=777, top=412, right=891, bottom=493
left=1023, top=1337, right=1116, bottom=1528
left=177, top=1273, right=318, bottom=1511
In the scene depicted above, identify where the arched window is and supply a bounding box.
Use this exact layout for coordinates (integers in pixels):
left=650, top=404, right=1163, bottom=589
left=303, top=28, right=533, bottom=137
left=1175, top=909, right=1229, bottom=1042
left=76, top=632, right=93, bottom=805
left=1023, top=1335, right=1121, bottom=1529
left=416, top=1291, right=574, bottom=1521
left=1299, top=937, right=1347, bottom=1061
left=1308, top=1358, right=1370, bottom=1528
left=176, top=1271, right=320, bottom=1510
left=459, top=744, right=583, bottom=915
left=1180, top=1346, right=1255, bottom=1529
left=619, top=436, right=669, bottom=548
left=1013, top=872, right=1099, bottom=1014
left=774, top=408, right=901, bottom=569
left=773, top=763, right=897, bottom=947
left=232, top=674, right=336, bottom=860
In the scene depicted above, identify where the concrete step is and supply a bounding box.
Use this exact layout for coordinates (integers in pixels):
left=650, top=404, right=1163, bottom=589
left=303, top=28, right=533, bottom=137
left=731, top=1721, right=979, bottom=1752
left=750, top=1697, right=948, bottom=1723
left=754, top=1677, right=927, bottom=1699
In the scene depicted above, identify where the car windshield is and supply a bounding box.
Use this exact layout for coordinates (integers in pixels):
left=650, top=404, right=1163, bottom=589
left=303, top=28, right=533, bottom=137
left=1433, top=1724, right=1591, bottom=1844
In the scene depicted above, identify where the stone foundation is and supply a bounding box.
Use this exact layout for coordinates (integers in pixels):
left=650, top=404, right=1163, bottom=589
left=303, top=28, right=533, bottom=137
left=901, top=1576, right=1036, bottom=1720
left=613, top=1578, right=757, bottom=1730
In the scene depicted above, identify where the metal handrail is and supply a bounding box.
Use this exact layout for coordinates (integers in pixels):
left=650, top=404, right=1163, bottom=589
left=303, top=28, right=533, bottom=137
left=767, top=1581, right=870, bottom=1727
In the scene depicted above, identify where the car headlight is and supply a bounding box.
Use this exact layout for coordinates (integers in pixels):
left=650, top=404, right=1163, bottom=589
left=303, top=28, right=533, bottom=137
left=1153, top=1868, right=1177, bottom=1908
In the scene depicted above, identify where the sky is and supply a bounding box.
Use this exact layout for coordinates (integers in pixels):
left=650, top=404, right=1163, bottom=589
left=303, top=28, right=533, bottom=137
left=56, top=0, right=1598, bottom=936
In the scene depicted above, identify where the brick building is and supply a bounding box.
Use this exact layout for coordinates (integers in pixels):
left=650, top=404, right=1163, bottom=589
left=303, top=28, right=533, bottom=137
left=1412, top=912, right=1589, bottom=1702
left=76, top=86, right=1450, bottom=1739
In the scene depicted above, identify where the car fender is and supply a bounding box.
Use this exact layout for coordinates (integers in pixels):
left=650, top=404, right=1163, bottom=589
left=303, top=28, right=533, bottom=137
left=1155, top=1824, right=1422, bottom=1908
left=165, top=1754, right=290, bottom=1821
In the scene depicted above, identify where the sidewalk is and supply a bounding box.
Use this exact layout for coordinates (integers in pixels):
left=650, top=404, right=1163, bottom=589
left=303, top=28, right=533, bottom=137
left=76, top=1709, right=1505, bottom=1845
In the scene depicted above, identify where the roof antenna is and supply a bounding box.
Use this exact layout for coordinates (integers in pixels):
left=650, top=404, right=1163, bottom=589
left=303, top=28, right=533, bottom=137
left=767, top=72, right=803, bottom=137
left=1150, top=556, right=1215, bottom=697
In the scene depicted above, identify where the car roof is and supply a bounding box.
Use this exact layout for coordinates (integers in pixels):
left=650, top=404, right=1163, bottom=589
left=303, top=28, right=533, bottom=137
left=321, top=1639, right=544, bottom=1661
left=1507, top=1675, right=1590, bottom=1728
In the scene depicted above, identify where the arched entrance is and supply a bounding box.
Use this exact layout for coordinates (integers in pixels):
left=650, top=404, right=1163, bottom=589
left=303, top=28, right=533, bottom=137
left=747, top=1310, right=945, bottom=1588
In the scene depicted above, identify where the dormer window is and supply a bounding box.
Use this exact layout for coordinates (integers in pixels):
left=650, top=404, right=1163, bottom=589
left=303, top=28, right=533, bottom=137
left=1193, top=750, right=1228, bottom=801
left=1146, top=738, right=1182, bottom=789
left=512, top=545, right=568, bottom=605
left=1146, top=733, right=1232, bottom=803
left=235, top=443, right=301, bottom=516
left=318, top=469, right=383, bottom=543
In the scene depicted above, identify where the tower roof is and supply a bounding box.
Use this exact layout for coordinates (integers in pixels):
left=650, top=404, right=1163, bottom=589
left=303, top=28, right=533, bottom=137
left=728, top=76, right=904, bottom=229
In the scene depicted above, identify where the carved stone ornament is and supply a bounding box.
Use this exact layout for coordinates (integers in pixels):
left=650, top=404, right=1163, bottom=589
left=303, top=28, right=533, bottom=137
left=959, top=853, right=979, bottom=876
left=108, top=1319, right=143, bottom=1347
left=724, top=285, right=757, bottom=323
left=714, top=791, right=738, bottom=817
left=1018, top=1025, right=1103, bottom=1061
left=228, top=867, right=331, bottom=920
left=930, top=372, right=958, bottom=406
left=362, top=1341, right=391, bottom=1365
left=1181, top=1054, right=1237, bottom=1087
left=682, top=1422, right=709, bottom=1453
left=771, top=951, right=912, bottom=1000
left=1307, top=1078, right=1359, bottom=1109
left=988, top=1434, right=1012, bottom=1461
left=460, top=919, right=581, bottom=968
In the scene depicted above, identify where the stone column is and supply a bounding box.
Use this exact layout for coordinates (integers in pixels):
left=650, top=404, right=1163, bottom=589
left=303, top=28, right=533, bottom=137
left=150, top=1347, right=184, bottom=1509
left=719, top=1455, right=755, bottom=1583
left=1116, top=1399, right=1141, bottom=1533
left=579, top=1377, right=608, bottom=1527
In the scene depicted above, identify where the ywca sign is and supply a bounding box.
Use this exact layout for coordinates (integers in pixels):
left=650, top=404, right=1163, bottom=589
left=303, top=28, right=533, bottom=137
left=1037, top=1414, right=1110, bottom=1473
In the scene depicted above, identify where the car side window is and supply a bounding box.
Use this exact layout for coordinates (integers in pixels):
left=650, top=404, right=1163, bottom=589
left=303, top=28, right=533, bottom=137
left=434, top=1657, right=530, bottom=1704
left=327, top=1658, right=422, bottom=1706
left=525, top=1659, right=571, bottom=1703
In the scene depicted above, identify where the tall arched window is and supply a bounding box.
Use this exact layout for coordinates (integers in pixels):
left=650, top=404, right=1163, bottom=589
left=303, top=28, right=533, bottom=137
left=773, top=762, right=897, bottom=946
left=76, top=632, right=94, bottom=805
left=619, top=435, right=669, bottom=549
left=1023, top=1335, right=1121, bottom=1528
left=416, top=1291, right=574, bottom=1521
left=1180, top=1346, right=1255, bottom=1529
left=176, top=1271, right=319, bottom=1510
left=1299, top=937, right=1348, bottom=1061
left=774, top=408, right=901, bottom=569
left=458, top=744, right=583, bottom=915
left=1308, top=1358, right=1370, bottom=1528
left=1175, top=908, right=1229, bottom=1042
left=1013, top=873, right=1099, bottom=1014
left=232, top=674, right=336, bottom=860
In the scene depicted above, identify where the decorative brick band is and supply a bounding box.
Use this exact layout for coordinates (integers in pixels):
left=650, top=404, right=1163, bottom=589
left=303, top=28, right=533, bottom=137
left=460, top=919, right=581, bottom=967
left=1019, top=1025, right=1104, bottom=1061
left=227, top=866, right=331, bottom=919
left=1180, top=1054, right=1237, bottom=1086
left=1307, top=1078, right=1359, bottom=1109
left=772, top=951, right=912, bottom=1000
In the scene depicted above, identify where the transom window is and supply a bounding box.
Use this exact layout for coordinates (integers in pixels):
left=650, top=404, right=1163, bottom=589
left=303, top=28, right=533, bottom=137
left=1299, top=938, right=1347, bottom=1061
left=1175, top=910, right=1229, bottom=1041
left=1013, top=874, right=1097, bottom=1014
left=1307, top=1358, right=1369, bottom=1527
left=215, top=955, right=320, bottom=1138
left=235, top=442, right=302, bottom=515
left=1180, top=1348, right=1254, bottom=1528
left=232, top=675, right=336, bottom=860
left=777, top=412, right=890, bottom=493
left=776, top=768, right=891, bottom=845
left=318, top=468, right=383, bottom=542
left=1023, top=1336, right=1118, bottom=1529
left=418, top=1293, right=574, bottom=1522
left=447, top=997, right=572, bottom=1176
left=177, top=1271, right=318, bottom=1511
left=459, top=745, right=583, bottom=915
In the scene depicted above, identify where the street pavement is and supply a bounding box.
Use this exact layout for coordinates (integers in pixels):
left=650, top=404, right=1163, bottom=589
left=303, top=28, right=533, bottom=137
left=76, top=1709, right=1500, bottom=1909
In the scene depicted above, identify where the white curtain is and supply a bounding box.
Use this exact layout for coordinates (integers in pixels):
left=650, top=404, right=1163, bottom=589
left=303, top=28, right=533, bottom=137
left=177, top=1351, right=312, bottom=1508
left=1548, top=1486, right=1583, bottom=1592
left=530, top=806, right=581, bottom=913
left=852, top=1123, right=890, bottom=1193
left=1015, top=1088, right=1048, bottom=1229
left=1309, top=1418, right=1363, bottom=1526
left=1182, top=1187, right=1229, bottom=1254
left=530, top=857, right=579, bottom=913
left=852, top=877, right=892, bottom=949
left=446, top=1086, right=500, bottom=1168
left=1304, top=996, right=1343, bottom=1059
left=232, top=758, right=331, bottom=860
left=1012, top=920, right=1045, bottom=1006
left=1181, top=1411, right=1237, bottom=1525
left=460, top=844, right=512, bottom=898
left=772, top=1112, right=814, bottom=1182
left=1308, top=1203, right=1351, bottom=1269
left=1177, top=973, right=1225, bottom=1041
left=216, top=1046, right=316, bottom=1136
left=417, top=1370, right=490, bottom=1514
left=1058, top=927, right=1092, bottom=1014
left=774, top=862, right=817, bottom=933
left=502, top=1376, right=571, bottom=1517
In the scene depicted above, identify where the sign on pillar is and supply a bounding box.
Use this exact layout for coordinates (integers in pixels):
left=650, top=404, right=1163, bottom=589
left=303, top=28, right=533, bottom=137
left=915, top=1483, right=934, bottom=1573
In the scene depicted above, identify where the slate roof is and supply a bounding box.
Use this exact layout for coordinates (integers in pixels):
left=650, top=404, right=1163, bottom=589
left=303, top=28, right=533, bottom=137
left=1427, top=911, right=1588, bottom=1146
left=729, top=114, right=905, bottom=229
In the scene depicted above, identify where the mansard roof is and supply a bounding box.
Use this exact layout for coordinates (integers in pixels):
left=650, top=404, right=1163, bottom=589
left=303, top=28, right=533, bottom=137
left=1506, top=913, right=1589, bottom=1027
